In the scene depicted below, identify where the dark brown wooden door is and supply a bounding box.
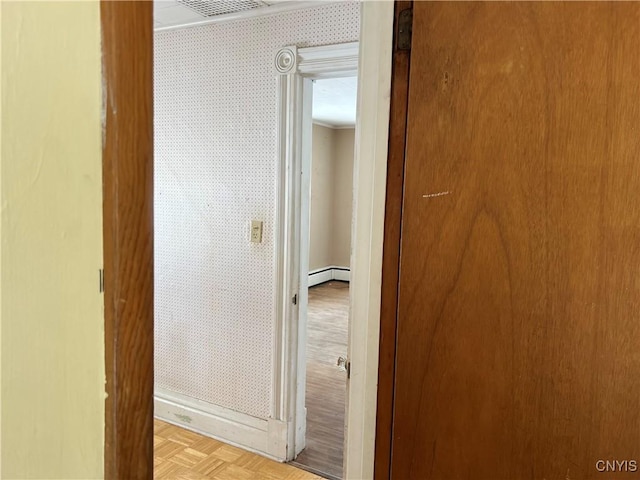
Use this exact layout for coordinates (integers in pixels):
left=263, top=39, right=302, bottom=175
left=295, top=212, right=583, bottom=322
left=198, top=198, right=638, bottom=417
left=388, top=3, right=640, bottom=479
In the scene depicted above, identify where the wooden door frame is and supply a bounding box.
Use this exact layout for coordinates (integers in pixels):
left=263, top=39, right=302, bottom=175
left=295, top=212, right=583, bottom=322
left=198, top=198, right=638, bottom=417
left=376, top=2, right=640, bottom=478
left=101, top=2, right=154, bottom=478
left=373, top=2, right=412, bottom=479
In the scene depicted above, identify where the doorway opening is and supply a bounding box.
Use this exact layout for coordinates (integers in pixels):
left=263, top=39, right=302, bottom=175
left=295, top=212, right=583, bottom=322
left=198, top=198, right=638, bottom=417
left=101, top=2, right=395, bottom=478
left=290, top=76, right=358, bottom=480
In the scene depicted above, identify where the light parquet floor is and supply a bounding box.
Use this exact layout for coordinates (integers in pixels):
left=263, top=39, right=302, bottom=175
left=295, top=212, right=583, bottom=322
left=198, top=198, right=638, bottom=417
left=154, top=419, right=323, bottom=480
left=154, top=282, right=348, bottom=480
left=291, top=281, right=349, bottom=480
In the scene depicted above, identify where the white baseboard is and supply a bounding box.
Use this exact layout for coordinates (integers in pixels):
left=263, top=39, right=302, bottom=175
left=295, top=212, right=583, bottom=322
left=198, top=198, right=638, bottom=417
left=154, top=388, right=288, bottom=461
left=308, top=268, right=332, bottom=286
left=308, top=266, right=350, bottom=287
left=333, top=268, right=350, bottom=282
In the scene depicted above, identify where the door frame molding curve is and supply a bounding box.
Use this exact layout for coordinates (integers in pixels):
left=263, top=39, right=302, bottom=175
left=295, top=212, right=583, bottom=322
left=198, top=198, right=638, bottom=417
left=273, top=4, right=395, bottom=474
left=273, top=40, right=359, bottom=461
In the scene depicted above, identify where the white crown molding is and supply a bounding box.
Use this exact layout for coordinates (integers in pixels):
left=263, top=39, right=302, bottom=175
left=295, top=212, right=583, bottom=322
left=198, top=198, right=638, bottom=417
left=312, top=120, right=336, bottom=129
left=297, top=41, right=359, bottom=78
left=312, top=120, right=356, bottom=129
left=275, top=41, right=358, bottom=79
left=154, top=1, right=329, bottom=32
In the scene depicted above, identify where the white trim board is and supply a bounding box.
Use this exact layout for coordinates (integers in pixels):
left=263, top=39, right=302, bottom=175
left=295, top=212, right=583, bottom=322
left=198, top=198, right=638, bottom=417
left=154, top=388, right=288, bottom=461
left=274, top=40, right=359, bottom=462
left=344, top=3, right=394, bottom=478
left=308, top=266, right=350, bottom=287
left=273, top=5, right=394, bottom=473
left=297, top=41, right=359, bottom=79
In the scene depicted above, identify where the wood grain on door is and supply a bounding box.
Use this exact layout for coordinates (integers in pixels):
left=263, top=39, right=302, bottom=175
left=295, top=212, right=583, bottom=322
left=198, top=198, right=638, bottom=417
left=389, top=3, right=640, bottom=479
left=102, top=2, right=154, bottom=478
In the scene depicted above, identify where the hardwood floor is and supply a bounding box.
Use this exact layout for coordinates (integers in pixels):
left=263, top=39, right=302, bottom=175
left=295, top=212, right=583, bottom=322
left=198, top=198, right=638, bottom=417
left=154, top=419, right=322, bottom=479
left=291, top=281, right=349, bottom=480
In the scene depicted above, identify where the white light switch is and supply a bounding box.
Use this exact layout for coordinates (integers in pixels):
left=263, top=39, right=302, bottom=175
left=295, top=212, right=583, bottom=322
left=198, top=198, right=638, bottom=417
left=250, top=220, right=263, bottom=243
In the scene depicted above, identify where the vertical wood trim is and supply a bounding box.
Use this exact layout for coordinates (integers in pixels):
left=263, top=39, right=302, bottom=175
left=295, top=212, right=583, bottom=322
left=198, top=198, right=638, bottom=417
left=345, top=3, right=394, bottom=476
left=101, top=2, right=154, bottom=479
left=374, top=2, right=412, bottom=479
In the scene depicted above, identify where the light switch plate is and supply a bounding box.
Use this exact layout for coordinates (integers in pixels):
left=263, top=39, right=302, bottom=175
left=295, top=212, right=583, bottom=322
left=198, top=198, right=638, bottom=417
left=251, top=220, right=263, bottom=243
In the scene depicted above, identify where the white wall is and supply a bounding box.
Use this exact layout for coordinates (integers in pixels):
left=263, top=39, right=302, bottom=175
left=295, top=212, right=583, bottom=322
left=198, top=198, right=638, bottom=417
left=154, top=3, right=360, bottom=422
left=309, top=124, right=355, bottom=272
left=309, top=124, right=335, bottom=271
left=1, top=2, right=104, bottom=477
left=332, top=128, right=355, bottom=267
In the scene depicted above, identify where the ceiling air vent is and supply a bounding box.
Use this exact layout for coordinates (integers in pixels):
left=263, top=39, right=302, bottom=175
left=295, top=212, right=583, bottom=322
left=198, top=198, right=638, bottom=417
left=178, top=0, right=269, bottom=17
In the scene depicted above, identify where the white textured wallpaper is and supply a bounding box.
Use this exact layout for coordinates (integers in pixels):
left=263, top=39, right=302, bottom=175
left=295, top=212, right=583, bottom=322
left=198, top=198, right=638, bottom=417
left=154, top=2, right=360, bottom=419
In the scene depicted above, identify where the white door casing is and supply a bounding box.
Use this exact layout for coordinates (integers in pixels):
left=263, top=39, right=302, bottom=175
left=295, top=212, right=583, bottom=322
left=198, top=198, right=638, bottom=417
left=273, top=40, right=359, bottom=461
left=274, top=2, right=394, bottom=475
left=344, top=3, right=394, bottom=478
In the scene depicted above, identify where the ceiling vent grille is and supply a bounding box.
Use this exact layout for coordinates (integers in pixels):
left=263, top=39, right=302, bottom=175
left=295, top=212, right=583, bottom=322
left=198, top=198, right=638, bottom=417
left=178, top=0, right=268, bottom=17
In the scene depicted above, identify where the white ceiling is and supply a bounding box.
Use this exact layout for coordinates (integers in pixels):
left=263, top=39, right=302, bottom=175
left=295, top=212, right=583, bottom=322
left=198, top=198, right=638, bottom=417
left=154, top=0, right=305, bottom=29
left=312, top=76, right=358, bottom=128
